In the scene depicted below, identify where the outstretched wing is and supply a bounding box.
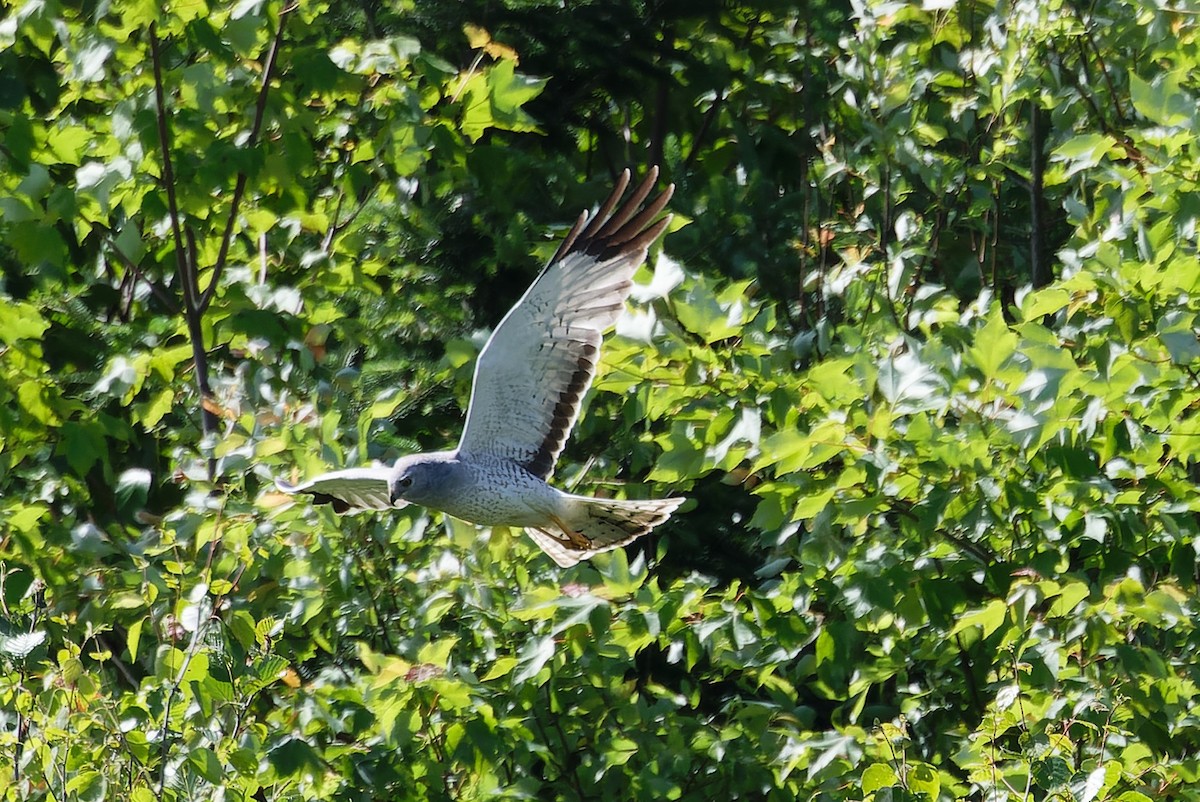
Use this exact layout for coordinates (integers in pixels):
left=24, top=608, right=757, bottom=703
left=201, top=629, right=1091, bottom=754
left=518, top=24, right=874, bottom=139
left=274, top=467, right=400, bottom=513
left=456, top=168, right=673, bottom=480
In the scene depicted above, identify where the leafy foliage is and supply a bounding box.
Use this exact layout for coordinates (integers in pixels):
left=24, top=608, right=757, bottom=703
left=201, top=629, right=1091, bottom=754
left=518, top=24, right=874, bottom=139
left=1, top=0, right=1199, bottom=799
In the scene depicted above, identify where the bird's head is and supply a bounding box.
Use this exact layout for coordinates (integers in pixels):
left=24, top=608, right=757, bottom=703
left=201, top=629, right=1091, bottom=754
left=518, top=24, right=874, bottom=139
left=388, top=452, right=458, bottom=508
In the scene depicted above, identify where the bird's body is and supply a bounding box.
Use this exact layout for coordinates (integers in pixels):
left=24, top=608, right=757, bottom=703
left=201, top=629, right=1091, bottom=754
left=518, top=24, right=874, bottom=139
left=388, top=450, right=568, bottom=528
left=278, top=168, right=684, bottom=567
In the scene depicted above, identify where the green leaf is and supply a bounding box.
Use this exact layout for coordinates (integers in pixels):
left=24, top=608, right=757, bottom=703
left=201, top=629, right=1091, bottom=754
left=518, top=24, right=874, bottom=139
left=65, top=770, right=105, bottom=802
left=512, top=635, right=555, bottom=684
left=1156, top=311, right=1200, bottom=363
left=791, top=487, right=835, bottom=520
left=1117, top=793, right=1155, bottom=802
left=188, top=747, right=224, bottom=784
left=1050, top=133, right=1117, bottom=179
left=0, top=300, right=49, bottom=344
left=1130, top=71, right=1193, bottom=127
left=17, top=380, right=60, bottom=425
left=862, top=762, right=898, bottom=794
left=1032, top=756, right=1072, bottom=791
left=907, top=763, right=940, bottom=800
left=1047, top=581, right=1091, bottom=617
left=59, top=421, right=107, bottom=476
left=460, top=59, right=546, bottom=142
left=673, top=278, right=750, bottom=344
left=7, top=504, right=48, bottom=534
left=967, top=307, right=1019, bottom=381
left=950, top=599, right=1007, bottom=639
left=268, top=736, right=322, bottom=777
left=134, top=388, right=175, bottom=428
left=70, top=37, right=113, bottom=82
left=482, top=656, right=517, bottom=681
left=877, top=349, right=943, bottom=411
left=126, top=618, right=144, bottom=663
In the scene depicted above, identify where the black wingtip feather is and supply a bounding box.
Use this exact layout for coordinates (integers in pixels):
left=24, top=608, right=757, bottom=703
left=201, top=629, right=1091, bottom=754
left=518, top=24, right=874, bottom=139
left=521, top=167, right=672, bottom=480
left=560, top=167, right=671, bottom=266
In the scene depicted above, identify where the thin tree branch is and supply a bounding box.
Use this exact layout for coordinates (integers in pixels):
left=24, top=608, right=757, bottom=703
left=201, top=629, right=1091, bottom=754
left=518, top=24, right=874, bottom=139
left=683, top=14, right=761, bottom=172
left=648, top=25, right=673, bottom=171
left=1029, top=102, right=1050, bottom=288
left=198, top=5, right=294, bottom=313
left=148, top=23, right=196, bottom=313
left=151, top=22, right=219, bottom=459
left=99, top=227, right=180, bottom=313
left=321, top=179, right=377, bottom=252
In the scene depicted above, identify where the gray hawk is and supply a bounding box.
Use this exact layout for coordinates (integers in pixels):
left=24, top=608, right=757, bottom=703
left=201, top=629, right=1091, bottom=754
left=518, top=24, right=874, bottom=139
left=277, top=168, right=684, bottom=567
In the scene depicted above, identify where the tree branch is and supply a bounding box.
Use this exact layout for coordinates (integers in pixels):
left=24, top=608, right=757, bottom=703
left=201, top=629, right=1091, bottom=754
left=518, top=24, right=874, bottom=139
left=683, top=14, right=760, bottom=172
left=151, top=23, right=219, bottom=458
left=1029, top=101, right=1050, bottom=288
left=98, top=226, right=180, bottom=314
left=198, top=5, right=294, bottom=313
left=149, top=23, right=197, bottom=313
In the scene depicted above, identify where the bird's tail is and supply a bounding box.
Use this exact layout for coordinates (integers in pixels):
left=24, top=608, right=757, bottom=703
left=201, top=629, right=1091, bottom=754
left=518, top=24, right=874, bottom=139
left=525, top=495, right=685, bottom=568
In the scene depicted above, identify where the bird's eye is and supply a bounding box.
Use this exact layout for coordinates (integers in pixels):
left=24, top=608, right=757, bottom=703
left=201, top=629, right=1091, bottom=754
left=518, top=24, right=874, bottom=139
left=398, top=476, right=413, bottom=488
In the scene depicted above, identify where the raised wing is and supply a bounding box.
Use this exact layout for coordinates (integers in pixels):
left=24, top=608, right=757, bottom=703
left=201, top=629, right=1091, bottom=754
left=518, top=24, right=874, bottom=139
left=456, top=168, right=673, bottom=479
left=274, top=467, right=401, bottom=514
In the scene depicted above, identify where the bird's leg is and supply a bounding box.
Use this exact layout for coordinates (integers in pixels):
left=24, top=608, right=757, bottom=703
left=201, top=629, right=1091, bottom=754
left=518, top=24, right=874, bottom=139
left=547, top=514, right=593, bottom=550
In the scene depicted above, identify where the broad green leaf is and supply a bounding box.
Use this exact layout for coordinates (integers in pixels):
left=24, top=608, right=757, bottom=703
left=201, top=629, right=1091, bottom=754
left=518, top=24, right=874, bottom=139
left=188, top=747, right=224, bottom=784
left=907, top=763, right=940, bottom=800
left=126, top=618, right=144, bottom=663
left=862, top=762, right=897, bottom=793
left=1130, top=71, right=1193, bottom=127
left=1047, top=581, right=1091, bottom=617
left=0, top=300, right=49, bottom=344
left=950, top=599, right=1007, bottom=638
left=1050, top=133, right=1116, bottom=179
left=967, top=307, right=1019, bottom=381
left=460, top=59, right=546, bottom=142
left=673, top=278, right=751, bottom=344
left=17, top=380, right=60, bottom=425
left=512, top=635, right=555, bottom=684
left=482, top=656, right=517, bottom=681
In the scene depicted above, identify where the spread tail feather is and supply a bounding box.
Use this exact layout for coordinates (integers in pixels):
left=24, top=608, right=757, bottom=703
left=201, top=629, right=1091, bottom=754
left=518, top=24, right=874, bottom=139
left=526, top=495, right=685, bottom=568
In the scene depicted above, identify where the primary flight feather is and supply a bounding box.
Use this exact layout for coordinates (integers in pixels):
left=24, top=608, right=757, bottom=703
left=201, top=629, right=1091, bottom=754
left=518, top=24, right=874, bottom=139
left=277, top=168, right=683, bottom=567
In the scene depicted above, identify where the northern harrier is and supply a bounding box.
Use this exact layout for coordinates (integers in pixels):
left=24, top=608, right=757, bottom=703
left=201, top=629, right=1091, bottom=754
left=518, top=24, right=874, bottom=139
left=277, top=168, right=684, bottom=567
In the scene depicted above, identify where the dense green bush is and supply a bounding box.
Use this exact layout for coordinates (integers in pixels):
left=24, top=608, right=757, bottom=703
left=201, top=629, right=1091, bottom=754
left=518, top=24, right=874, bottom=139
left=1, top=0, right=1199, bottom=799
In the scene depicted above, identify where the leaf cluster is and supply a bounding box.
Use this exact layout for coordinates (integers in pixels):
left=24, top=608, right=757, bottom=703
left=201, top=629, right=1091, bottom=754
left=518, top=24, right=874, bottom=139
left=2, top=0, right=1200, bottom=799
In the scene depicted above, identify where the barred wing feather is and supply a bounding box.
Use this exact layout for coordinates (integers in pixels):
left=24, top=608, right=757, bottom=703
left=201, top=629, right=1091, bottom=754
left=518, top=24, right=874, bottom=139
left=456, top=168, right=673, bottom=479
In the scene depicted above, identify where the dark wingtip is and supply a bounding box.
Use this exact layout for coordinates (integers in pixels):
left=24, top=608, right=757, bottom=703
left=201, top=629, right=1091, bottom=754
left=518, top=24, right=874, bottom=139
left=310, top=492, right=351, bottom=514
left=559, top=167, right=672, bottom=265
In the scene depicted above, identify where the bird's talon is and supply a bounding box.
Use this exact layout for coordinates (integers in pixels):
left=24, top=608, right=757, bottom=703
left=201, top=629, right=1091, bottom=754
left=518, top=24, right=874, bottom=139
left=548, top=515, right=592, bottom=550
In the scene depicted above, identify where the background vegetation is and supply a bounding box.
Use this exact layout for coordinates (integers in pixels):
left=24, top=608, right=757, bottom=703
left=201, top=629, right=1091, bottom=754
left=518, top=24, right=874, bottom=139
left=2, top=0, right=1199, bottom=798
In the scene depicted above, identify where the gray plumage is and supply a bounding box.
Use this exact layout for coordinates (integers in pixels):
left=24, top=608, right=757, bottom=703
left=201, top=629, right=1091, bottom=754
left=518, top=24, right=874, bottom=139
left=277, top=168, right=684, bottom=567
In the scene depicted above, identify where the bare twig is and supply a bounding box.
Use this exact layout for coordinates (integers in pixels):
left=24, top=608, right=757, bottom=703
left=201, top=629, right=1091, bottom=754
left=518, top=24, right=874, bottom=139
left=156, top=603, right=212, bottom=801
left=258, top=231, right=268, bottom=284
left=451, top=49, right=486, bottom=104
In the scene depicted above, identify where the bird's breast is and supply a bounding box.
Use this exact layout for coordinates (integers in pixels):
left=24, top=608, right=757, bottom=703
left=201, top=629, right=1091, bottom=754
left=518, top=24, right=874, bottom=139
left=435, top=455, right=562, bottom=527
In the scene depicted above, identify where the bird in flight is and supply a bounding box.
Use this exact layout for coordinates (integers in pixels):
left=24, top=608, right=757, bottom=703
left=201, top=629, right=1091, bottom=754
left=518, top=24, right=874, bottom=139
left=277, top=168, right=684, bottom=567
